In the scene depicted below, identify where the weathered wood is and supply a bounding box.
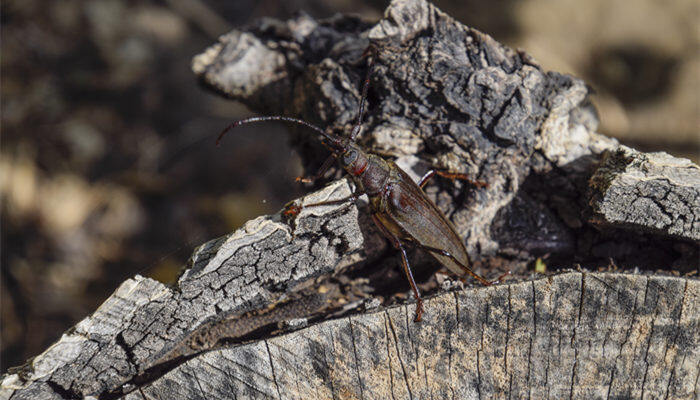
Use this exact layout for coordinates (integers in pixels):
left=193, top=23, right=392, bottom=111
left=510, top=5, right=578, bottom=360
left=589, top=145, right=700, bottom=241
left=1, top=180, right=368, bottom=399
left=2, top=0, right=698, bottom=399
left=190, top=0, right=696, bottom=267
left=4, top=269, right=698, bottom=399
left=122, top=272, right=698, bottom=400
left=192, top=0, right=612, bottom=260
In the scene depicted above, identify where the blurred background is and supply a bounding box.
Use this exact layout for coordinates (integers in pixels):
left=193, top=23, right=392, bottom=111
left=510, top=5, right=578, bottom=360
left=1, top=0, right=697, bottom=371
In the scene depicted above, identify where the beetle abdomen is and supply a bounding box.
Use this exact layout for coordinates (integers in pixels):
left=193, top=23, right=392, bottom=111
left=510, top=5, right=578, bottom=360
left=381, top=164, right=471, bottom=276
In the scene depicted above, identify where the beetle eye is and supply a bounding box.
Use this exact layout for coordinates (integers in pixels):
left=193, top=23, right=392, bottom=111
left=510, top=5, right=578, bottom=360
left=342, top=149, right=357, bottom=166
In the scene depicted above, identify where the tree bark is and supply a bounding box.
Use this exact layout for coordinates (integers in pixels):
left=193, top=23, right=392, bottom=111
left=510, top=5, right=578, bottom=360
left=2, top=0, right=698, bottom=399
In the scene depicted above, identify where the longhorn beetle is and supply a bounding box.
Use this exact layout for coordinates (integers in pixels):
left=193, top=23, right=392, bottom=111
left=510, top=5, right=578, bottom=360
left=218, top=46, right=504, bottom=321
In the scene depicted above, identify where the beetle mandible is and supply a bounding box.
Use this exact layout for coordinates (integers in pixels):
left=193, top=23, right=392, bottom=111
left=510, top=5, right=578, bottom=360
left=217, top=46, right=501, bottom=321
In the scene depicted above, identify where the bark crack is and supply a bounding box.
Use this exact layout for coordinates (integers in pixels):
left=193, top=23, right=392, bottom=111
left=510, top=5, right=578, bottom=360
left=387, top=311, right=414, bottom=400
left=640, top=277, right=660, bottom=399
left=264, top=340, right=283, bottom=400
left=662, top=279, right=688, bottom=399
left=569, top=273, right=585, bottom=399
left=476, top=300, right=486, bottom=400
left=383, top=313, right=398, bottom=400
left=348, top=317, right=366, bottom=400
left=450, top=292, right=459, bottom=400
left=526, top=280, right=536, bottom=400
left=505, top=285, right=511, bottom=378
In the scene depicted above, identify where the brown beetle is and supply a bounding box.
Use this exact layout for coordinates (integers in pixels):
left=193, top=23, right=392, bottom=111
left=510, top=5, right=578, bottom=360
left=218, top=48, right=501, bottom=321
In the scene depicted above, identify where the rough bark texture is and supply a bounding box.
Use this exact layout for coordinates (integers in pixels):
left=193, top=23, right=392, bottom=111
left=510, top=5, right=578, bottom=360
left=589, top=146, right=700, bottom=241
left=2, top=0, right=698, bottom=399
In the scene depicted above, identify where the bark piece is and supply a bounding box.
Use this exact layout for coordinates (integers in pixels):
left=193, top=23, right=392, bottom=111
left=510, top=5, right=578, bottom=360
left=589, top=146, right=700, bottom=241
left=191, top=0, right=616, bottom=261
left=191, top=0, right=697, bottom=267
left=2, top=181, right=370, bottom=399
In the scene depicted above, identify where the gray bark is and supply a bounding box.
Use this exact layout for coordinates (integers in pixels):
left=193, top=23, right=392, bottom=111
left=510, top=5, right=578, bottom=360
left=2, top=0, right=698, bottom=399
left=589, top=145, right=700, bottom=241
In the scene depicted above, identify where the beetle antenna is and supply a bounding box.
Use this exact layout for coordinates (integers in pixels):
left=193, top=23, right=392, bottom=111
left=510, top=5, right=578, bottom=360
left=217, top=116, right=343, bottom=148
left=349, top=47, right=376, bottom=142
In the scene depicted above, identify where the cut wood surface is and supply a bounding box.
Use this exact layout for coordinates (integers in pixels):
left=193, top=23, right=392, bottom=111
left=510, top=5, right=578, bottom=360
left=2, top=0, right=698, bottom=399
left=122, top=272, right=698, bottom=400
left=3, top=270, right=698, bottom=399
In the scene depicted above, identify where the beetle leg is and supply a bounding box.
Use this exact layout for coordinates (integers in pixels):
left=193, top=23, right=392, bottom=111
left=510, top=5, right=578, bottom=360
left=418, top=170, right=488, bottom=189
left=303, top=194, right=358, bottom=208
left=397, top=245, right=424, bottom=322
left=296, top=155, right=336, bottom=184
left=412, top=242, right=495, bottom=286
left=371, top=214, right=424, bottom=322
left=284, top=193, right=358, bottom=216
left=417, top=170, right=437, bottom=188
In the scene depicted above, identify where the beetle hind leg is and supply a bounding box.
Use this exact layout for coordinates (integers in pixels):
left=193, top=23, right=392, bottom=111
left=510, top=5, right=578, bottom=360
left=397, top=245, right=425, bottom=322
left=371, top=214, right=424, bottom=322
left=418, top=170, right=488, bottom=189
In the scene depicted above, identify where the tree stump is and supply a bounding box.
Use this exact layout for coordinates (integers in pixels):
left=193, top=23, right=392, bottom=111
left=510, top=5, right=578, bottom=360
left=2, top=0, right=698, bottom=399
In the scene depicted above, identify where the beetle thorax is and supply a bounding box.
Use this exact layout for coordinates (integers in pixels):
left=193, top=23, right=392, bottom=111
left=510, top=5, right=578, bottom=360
left=341, top=148, right=389, bottom=195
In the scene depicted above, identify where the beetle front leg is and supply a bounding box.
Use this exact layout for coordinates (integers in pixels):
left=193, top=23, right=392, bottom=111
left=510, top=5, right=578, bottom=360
left=283, top=193, right=358, bottom=217
left=371, top=214, right=424, bottom=322
left=295, top=154, right=336, bottom=184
